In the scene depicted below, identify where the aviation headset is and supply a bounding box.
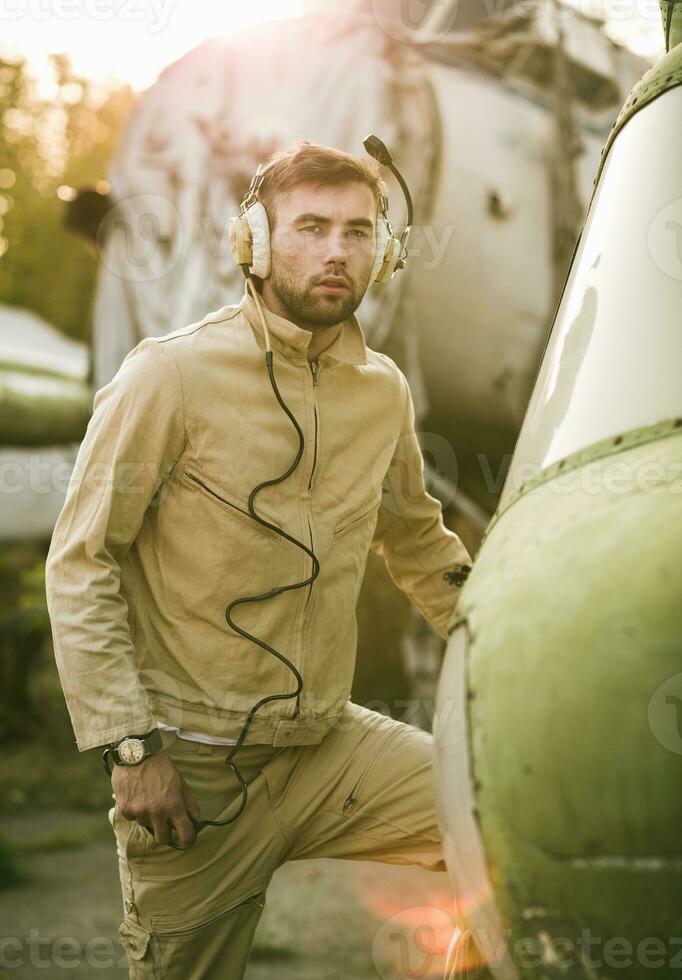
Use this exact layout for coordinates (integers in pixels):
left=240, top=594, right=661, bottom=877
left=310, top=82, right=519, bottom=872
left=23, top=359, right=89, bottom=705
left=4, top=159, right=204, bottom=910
left=227, top=134, right=412, bottom=286
left=129, top=136, right=413, bottom=849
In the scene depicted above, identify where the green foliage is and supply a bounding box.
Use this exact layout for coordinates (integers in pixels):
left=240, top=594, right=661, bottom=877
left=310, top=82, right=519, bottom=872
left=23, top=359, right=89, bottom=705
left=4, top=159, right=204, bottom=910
left=0, top=832, right=25, bottom=891
left=0, top=541, right=50, bottom=742
left=0, top=51, right=136, bottom=342
left=0, top=543, right=112, bottom=813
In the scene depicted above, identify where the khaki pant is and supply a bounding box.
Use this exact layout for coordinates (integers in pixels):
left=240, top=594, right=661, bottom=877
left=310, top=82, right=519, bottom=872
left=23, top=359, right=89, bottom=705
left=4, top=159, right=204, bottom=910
left=108, top=700, right=447, bottom=979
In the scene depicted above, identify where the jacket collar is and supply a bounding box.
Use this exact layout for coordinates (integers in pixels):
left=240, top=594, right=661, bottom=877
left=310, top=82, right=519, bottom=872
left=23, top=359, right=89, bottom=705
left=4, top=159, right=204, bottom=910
left=239, top=280, right=367, bottom=365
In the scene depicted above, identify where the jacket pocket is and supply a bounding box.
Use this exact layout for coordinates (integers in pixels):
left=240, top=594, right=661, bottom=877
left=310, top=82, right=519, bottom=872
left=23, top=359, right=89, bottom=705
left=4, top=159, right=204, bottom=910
left=182, top=467, right=283, bottom=547
left=333, top=491, right=383, bottom=541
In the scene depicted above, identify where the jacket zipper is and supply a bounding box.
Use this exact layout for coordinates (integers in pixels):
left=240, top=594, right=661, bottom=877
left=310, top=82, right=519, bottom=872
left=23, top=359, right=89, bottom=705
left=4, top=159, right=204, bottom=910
left=304, top=359, right=319, bottom=606
left=299, top=359, right=320, bottom=716
left=308, top=360, right=318, bottom=489
left=304, top=514, right=314, bottom=614
left=305, top=360, right=319, bottom=559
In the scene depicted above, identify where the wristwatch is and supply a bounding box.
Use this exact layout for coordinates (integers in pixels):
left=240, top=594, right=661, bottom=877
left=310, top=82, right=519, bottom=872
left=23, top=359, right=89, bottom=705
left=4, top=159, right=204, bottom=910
left=101, top=727, right=163, bottom=776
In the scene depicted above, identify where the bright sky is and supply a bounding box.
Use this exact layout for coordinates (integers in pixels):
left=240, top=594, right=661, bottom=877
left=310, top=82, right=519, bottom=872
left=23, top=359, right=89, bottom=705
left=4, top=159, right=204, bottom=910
left=0, top=0, right=665, bottom=94
left=0, top=0, right=306, bottom=92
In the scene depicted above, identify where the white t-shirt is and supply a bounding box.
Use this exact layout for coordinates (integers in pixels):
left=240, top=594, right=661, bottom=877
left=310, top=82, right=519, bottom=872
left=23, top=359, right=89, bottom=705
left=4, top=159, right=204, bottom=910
left=156, top=721, right=237, bottom=746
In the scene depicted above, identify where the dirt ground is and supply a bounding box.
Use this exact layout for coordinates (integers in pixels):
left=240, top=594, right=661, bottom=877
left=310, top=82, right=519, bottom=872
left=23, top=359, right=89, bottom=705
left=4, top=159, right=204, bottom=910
left=0, top=809, right=458, bottom=979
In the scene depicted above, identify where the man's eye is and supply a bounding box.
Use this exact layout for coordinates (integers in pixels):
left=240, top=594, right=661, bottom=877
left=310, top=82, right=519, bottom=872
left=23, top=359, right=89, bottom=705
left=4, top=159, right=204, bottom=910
left=301, top=225, right=322, bottom=233
left=348, top=229, right=368, bottom=238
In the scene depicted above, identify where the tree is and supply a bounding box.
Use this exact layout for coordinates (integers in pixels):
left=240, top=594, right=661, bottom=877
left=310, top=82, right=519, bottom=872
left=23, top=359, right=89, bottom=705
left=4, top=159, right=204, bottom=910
left=0, top=52, right=136, bottom=342
left=0, top=54, right=136, bottom=741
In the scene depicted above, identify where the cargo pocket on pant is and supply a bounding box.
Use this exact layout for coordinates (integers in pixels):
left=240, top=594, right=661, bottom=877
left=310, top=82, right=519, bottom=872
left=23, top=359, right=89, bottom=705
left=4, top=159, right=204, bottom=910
left=334, top=726, right=403, bottom=816
left=150, top=890, right=266, bottom=935
left=150, top=891, right=267, bottom=977
left=111, top=802, right=150, bottom=866
left=118, top=917, right=155, bottom=978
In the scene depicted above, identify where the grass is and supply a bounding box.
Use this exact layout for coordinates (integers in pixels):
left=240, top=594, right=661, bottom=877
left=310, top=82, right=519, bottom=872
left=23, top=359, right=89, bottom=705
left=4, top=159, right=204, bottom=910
left=10, top=828, right=93, bottom=854
left=250, top=942, right=298, bottom=961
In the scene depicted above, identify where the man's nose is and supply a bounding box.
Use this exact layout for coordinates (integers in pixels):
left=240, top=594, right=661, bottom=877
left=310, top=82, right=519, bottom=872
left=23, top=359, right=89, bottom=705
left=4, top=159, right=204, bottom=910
left=322, top=229, right=349, bottom=264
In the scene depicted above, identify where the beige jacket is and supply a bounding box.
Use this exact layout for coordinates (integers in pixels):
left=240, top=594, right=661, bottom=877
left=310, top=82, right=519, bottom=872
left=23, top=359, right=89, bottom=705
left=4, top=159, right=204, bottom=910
left=45, top=282, right=472, bottom=751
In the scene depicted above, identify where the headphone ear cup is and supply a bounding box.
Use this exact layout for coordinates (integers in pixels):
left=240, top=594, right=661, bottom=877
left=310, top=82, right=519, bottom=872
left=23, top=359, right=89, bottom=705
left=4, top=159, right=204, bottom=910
left=228, top=202, right=271, bottom=278
left=228, top=215, right=254, bottom=267
left=369, top=216, right=390, bottom=286
left=243, top=201, right=271, bottom=279
left=377, top=237, right=402, bottom=284
left=371, top=221, right=402, bottom=286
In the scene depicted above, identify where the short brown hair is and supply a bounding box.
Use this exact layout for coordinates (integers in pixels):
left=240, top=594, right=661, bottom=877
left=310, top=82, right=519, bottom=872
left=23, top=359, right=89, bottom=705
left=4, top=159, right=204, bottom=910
left=257, top=139, right=386, bottom=228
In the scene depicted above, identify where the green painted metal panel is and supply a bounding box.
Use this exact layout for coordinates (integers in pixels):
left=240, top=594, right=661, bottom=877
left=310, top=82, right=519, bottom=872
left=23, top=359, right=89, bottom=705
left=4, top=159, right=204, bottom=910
left=0, top=367, right=91, bottom=445
left=451, top=429, right=682, bottom=977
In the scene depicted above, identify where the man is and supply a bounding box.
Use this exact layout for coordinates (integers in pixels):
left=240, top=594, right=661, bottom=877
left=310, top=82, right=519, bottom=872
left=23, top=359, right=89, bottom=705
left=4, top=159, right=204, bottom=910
left=45, top=140, right=472, bottom=979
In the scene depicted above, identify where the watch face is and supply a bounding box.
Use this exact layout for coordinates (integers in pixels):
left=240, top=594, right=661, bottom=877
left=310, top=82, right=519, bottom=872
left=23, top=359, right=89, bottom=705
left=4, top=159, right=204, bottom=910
left=118, top=738, right=145, bottom=764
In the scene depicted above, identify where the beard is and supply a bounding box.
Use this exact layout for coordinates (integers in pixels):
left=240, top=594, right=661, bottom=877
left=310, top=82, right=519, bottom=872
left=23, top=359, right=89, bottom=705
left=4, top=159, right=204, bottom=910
left=268, top=262, right=369, bottom=328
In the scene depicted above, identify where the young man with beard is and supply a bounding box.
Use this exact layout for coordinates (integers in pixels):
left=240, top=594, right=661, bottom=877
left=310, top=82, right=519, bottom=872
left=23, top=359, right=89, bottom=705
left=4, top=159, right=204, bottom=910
left=45, top=140, right=472, bottom=978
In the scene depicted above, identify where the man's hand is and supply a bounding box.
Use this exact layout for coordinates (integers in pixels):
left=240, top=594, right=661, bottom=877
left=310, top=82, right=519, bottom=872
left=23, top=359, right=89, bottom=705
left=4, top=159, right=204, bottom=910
left=111, top=750, right=202, bottom=849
